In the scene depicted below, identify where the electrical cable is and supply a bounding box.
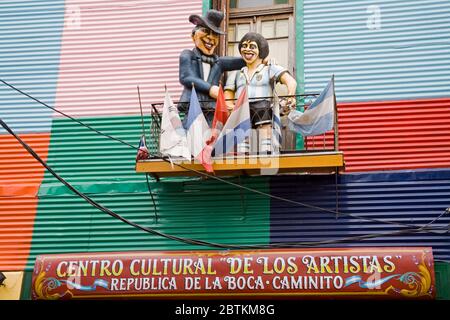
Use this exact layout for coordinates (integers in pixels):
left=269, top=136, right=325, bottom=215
left=0, top=79, right=137, bottom=150
left=1, top=117, right=449, bottom=250
left=1, top=78, right=448, bottom=232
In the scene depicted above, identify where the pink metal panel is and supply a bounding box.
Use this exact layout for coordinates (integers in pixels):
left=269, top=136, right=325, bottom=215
left=54, top=0, right=202, bottom=117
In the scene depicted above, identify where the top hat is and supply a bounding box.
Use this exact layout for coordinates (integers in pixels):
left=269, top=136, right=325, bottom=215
left=189, top=9, right=226, bottom=35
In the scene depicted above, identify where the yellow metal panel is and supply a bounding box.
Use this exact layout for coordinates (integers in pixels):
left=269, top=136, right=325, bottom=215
left=0, top=272, right=24, bottom=300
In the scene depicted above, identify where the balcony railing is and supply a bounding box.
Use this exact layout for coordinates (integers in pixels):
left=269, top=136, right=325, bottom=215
left=135, top=93, right=343, bottom=178
left=146, top=93, right=338, bottom=157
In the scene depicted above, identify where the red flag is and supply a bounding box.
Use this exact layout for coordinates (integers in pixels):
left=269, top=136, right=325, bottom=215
left=200, top=85, right=229, bottom=172
left=210, top=84, right=229, bottom=140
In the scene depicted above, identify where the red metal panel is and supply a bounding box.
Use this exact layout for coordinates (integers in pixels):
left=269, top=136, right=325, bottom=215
left=306, top=98, right=450, bottom=172
left=54, top=0, right=202, bottom=118
left=0, top=133, right=50, bottom=270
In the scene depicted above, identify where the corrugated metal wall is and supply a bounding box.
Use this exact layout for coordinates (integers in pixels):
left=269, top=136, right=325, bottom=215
left=1, top=0, right=450, bottom=276
left=0, top=0, right=63, bottom=269
left=270, top=170, right=450, bottom=261
left=303, top=0, right=450, bottom=102
left=306, top=97, right=450, bottom=172
left=338, top=98, right=450, bottom=172
left=24, top=116, right=270, bottom=271
left=28, top=178, right=270, bottom=270
left=0, top=133, right=50, bottom=270
left=0, top=0, right=64, bottom=133
left=54, top=0, right=199, bottom=117
left=1, top=0, right=209, bottom=271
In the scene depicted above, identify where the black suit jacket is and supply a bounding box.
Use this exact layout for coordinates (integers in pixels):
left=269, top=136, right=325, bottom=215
left=178, top=47, right=245, bottom=110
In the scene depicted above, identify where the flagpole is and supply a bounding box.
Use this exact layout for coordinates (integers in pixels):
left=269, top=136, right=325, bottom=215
left=332, top=75, right=340, bottom=219
left=137, top=85, right=158, bottom=222
left=137, top=85, right=146, bottom=139
left=332, top=75, right=339, bottom=152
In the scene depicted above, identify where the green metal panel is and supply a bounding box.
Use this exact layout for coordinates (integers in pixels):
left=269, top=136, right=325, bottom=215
left=295, top=0, right=304, bottom=150
left=202, top=0, right=212, bottom=14
left=27, top=115, right=270, bottom=271
left=20, top=271, right=33, bottom=300
left=435, top=261, right=450, bottom=300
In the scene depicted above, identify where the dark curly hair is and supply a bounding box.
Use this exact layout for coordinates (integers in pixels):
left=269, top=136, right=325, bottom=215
left=238, top=32, right=269, bottom=59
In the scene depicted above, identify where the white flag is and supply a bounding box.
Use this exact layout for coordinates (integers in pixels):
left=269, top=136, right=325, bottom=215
left=159, top=90, right=191, bottom=160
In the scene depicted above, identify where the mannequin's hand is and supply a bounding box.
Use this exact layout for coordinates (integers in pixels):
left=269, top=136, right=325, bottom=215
left=280, top=97, right=296, bottom=115
left=209, top=85, right=219, bottom=99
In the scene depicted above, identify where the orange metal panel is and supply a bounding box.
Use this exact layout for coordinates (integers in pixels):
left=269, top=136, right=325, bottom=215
left=0, top=133, right=50, bottom=270
left=307, top=98, right=450, bottom=172
left=0, top=197, right=40, bottom=270
left=0, top=133, right=50, bottom=197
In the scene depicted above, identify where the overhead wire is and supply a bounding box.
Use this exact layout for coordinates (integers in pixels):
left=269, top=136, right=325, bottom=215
left=1, top=116, right=449, bottom=249
left=0, top=78, right=137, bottom=150
left=1, top=78, right=449, bottom=234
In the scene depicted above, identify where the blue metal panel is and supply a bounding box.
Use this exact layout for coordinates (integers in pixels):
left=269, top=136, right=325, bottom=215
left=270, top=169, right=450, bottom=261
left=303, top=0, right=450, bottom=102
left=0, top=1, right=65, bottom=134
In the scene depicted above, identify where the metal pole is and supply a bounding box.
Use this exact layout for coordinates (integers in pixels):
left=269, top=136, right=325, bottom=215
left=332, top=75, right=339, bottom=151
left=137, top=86, right=145, bottom=137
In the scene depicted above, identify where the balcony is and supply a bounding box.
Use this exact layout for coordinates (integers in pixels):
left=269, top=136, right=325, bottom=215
left=135, top=94, right=344, bottom=179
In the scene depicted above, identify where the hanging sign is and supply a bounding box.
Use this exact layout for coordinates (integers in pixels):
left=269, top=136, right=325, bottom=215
left=31, top=247, right=435, bottom=299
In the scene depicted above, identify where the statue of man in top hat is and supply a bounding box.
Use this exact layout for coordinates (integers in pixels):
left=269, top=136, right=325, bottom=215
left=178, top=9, right=245, bottom=123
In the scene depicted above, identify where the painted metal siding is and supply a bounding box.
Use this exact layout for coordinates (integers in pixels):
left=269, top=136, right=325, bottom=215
left=303, top=0, right=450, bottom=102
left=270, top=170, right=450, bottom=261
left=306, top=98, right=450, bottom=172
left=29, top=181, right=270, bottom=271
left=53, top=0, right=201, bottom=118
left=338, top=98, right=450, bottom=172
left=0, top=0, right=206, bottom=271
left=0, top=0, right=64, bottom=133
left=24, top=116, right=270, bottom=271
left=0, top=133, right=50, bottom=197
left=0, top=133, right=50, bottom=270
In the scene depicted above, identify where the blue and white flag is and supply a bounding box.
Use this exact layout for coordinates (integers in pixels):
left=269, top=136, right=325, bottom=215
left=213, top=87, right=251, bottom=156
left=271, top=92, right=282, bottom=154
left=185, top=86, right=211, bottom=169
left=288, top=77, right=335, bottom=136
left=159, top=89, right=191, bottom=160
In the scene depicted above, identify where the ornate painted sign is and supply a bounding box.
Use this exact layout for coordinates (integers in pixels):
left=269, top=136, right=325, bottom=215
left=31, top=247, right=435, bottom=299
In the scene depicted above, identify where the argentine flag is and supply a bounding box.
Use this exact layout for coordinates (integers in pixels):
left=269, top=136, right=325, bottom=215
left=288, top=76, right=335, bottom=136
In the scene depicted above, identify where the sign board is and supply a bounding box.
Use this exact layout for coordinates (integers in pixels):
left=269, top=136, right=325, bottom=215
left=31, top=248, right=435, bottom=299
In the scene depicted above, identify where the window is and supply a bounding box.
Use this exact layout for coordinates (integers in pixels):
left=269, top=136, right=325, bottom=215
left=230, top=0, right=289, bottom=9
left=226, top=0, right=294, bottom=73
left=221, top=0, right=296, bottom=150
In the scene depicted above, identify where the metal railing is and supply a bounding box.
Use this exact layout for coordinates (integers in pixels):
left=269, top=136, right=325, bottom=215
left=147, top=93, right=339, bottom=157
